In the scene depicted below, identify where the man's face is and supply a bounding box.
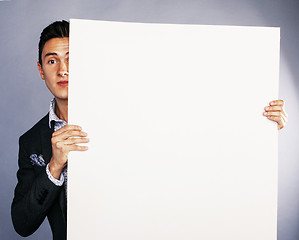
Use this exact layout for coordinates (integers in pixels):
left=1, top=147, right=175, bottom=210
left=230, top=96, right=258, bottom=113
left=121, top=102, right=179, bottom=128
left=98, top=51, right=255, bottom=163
left=37, top=37, right=69, bottom=101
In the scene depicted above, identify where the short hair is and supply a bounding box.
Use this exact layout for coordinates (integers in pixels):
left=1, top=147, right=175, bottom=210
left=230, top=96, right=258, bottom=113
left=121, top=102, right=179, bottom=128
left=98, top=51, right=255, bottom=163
left=38, top=20, right=69, bottom=65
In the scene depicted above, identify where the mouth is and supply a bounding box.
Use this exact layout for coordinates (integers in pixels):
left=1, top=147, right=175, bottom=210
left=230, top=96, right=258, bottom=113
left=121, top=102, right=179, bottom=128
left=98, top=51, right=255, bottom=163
left=57, top=81, right=68, bottom=87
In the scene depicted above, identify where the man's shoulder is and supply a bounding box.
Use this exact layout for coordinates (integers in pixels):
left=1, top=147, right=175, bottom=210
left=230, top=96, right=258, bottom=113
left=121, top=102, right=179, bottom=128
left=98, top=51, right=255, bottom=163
left=19, top=113, right=50, bottom=144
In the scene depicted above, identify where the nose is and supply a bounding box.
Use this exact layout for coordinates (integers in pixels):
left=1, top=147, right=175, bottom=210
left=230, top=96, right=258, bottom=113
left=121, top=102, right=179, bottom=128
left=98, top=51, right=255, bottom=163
left=58, top=61, right=69, bottom=77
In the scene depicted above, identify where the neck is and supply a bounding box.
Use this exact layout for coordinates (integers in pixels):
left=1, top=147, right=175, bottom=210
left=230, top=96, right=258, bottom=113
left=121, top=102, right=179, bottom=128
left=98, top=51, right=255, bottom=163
left=54, top=98, right=68, bottom=123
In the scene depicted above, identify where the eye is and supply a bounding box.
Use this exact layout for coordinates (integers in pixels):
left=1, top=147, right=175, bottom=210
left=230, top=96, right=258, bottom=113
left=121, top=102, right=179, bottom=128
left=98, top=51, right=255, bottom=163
left=48, top=59, right=56, bottom=64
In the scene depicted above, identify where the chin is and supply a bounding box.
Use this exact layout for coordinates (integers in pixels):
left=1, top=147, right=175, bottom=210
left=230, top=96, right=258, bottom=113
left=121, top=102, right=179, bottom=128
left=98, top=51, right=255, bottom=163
left=56, top=91, right=68, bottom=101
left=55, top=96, right=68, bottom=101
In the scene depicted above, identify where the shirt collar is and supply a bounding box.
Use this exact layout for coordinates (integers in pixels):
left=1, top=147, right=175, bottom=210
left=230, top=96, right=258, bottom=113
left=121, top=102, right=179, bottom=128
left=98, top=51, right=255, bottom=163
left=49, top=98, right=66, bottom=128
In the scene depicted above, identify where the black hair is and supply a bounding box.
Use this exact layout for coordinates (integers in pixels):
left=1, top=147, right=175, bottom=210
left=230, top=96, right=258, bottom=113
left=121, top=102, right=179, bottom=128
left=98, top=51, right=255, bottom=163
left=38, top=20, right=69, bottom=65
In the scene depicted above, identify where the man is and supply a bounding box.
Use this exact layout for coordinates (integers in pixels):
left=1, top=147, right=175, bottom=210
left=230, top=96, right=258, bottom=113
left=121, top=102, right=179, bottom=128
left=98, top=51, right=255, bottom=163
left=11, top=20, right=88, bottom=240
left=11, top=20, right=287, bottom=240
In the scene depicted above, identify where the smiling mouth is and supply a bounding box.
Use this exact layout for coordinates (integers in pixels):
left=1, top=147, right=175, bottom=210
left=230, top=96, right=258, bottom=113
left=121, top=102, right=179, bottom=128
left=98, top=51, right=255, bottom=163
left=57, top=81, right=68, bottom=86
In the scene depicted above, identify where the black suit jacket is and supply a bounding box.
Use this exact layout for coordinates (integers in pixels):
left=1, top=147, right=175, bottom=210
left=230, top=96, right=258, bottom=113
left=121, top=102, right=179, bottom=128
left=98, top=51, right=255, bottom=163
left=11, top=113, right=67, bottom=240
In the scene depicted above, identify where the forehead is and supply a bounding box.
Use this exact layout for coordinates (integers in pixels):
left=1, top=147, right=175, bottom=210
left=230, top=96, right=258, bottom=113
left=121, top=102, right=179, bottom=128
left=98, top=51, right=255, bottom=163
left=42, top=37, right=69, bottom=56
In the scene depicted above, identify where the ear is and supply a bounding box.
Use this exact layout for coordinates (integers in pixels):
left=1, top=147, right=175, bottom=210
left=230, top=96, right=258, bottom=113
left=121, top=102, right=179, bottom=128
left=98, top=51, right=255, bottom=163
left=37, top=62, right=45, bottom=80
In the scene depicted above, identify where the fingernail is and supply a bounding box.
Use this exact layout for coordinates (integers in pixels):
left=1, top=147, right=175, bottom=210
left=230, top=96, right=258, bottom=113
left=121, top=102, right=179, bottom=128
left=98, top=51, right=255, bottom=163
left=263, top=112, right=267, bottom=116
left=82, top=132, right=87, bottom=136
left=266, top=107, right=269, bottom=110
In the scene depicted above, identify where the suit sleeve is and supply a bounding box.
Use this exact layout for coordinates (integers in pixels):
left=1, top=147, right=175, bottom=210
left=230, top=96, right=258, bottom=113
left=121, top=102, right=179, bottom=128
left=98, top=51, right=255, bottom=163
left=11, top=136, right=63, bottom=237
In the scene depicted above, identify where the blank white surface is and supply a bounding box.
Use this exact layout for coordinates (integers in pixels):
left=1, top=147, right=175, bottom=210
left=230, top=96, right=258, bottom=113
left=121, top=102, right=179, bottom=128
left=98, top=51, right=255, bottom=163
left=68, top=19, right=279, bottom=240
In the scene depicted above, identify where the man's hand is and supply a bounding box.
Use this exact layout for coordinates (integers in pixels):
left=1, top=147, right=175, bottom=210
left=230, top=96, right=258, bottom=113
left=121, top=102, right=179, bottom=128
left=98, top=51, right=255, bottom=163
left=48, top=125, right=89, bottom=179
left=263, top=99, right=288, bottom=130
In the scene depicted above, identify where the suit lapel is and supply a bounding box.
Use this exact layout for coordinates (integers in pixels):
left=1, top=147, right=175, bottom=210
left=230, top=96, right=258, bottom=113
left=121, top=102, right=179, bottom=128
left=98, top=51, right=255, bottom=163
left=40, top=113, right=53, bottom=165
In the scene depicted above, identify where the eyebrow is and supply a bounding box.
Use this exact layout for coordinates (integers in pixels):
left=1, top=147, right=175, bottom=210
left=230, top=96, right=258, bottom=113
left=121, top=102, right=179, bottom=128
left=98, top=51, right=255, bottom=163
left=44, top=52, right=69, bottom=58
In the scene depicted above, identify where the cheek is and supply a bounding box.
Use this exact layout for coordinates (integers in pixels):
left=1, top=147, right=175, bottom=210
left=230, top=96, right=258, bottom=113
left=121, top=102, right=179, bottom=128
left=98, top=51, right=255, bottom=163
left=43, top=67, right=57, bottom=81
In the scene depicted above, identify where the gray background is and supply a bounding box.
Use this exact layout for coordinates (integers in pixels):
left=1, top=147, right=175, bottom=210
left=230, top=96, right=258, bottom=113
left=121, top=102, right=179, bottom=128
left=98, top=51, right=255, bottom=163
left=0, top=0, right=298, bottom=239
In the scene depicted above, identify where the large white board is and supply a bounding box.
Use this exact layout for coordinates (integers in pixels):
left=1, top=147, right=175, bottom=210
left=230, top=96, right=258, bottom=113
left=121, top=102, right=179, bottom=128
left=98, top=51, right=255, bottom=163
left=68, top=19, right=279, bottom=240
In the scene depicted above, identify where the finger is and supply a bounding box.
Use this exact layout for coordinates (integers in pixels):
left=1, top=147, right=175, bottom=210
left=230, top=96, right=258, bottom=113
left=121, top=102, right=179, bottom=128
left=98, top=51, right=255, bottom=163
left=269, top=99, right=284, bottom=106
left=54, top=130, right=88, bottom=141
left=67, top=144, right=88, bottom=151
left=264, top=105, right=288, bottom=122
left=52, top=125, right=82, bottom=137
left=64, top=137, right=90, bottom=145
left=266, top=115, right=282, bottom=123
left=263, top=111, right=282, bottom=117
left=264, top=106, right=283, bottom=112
